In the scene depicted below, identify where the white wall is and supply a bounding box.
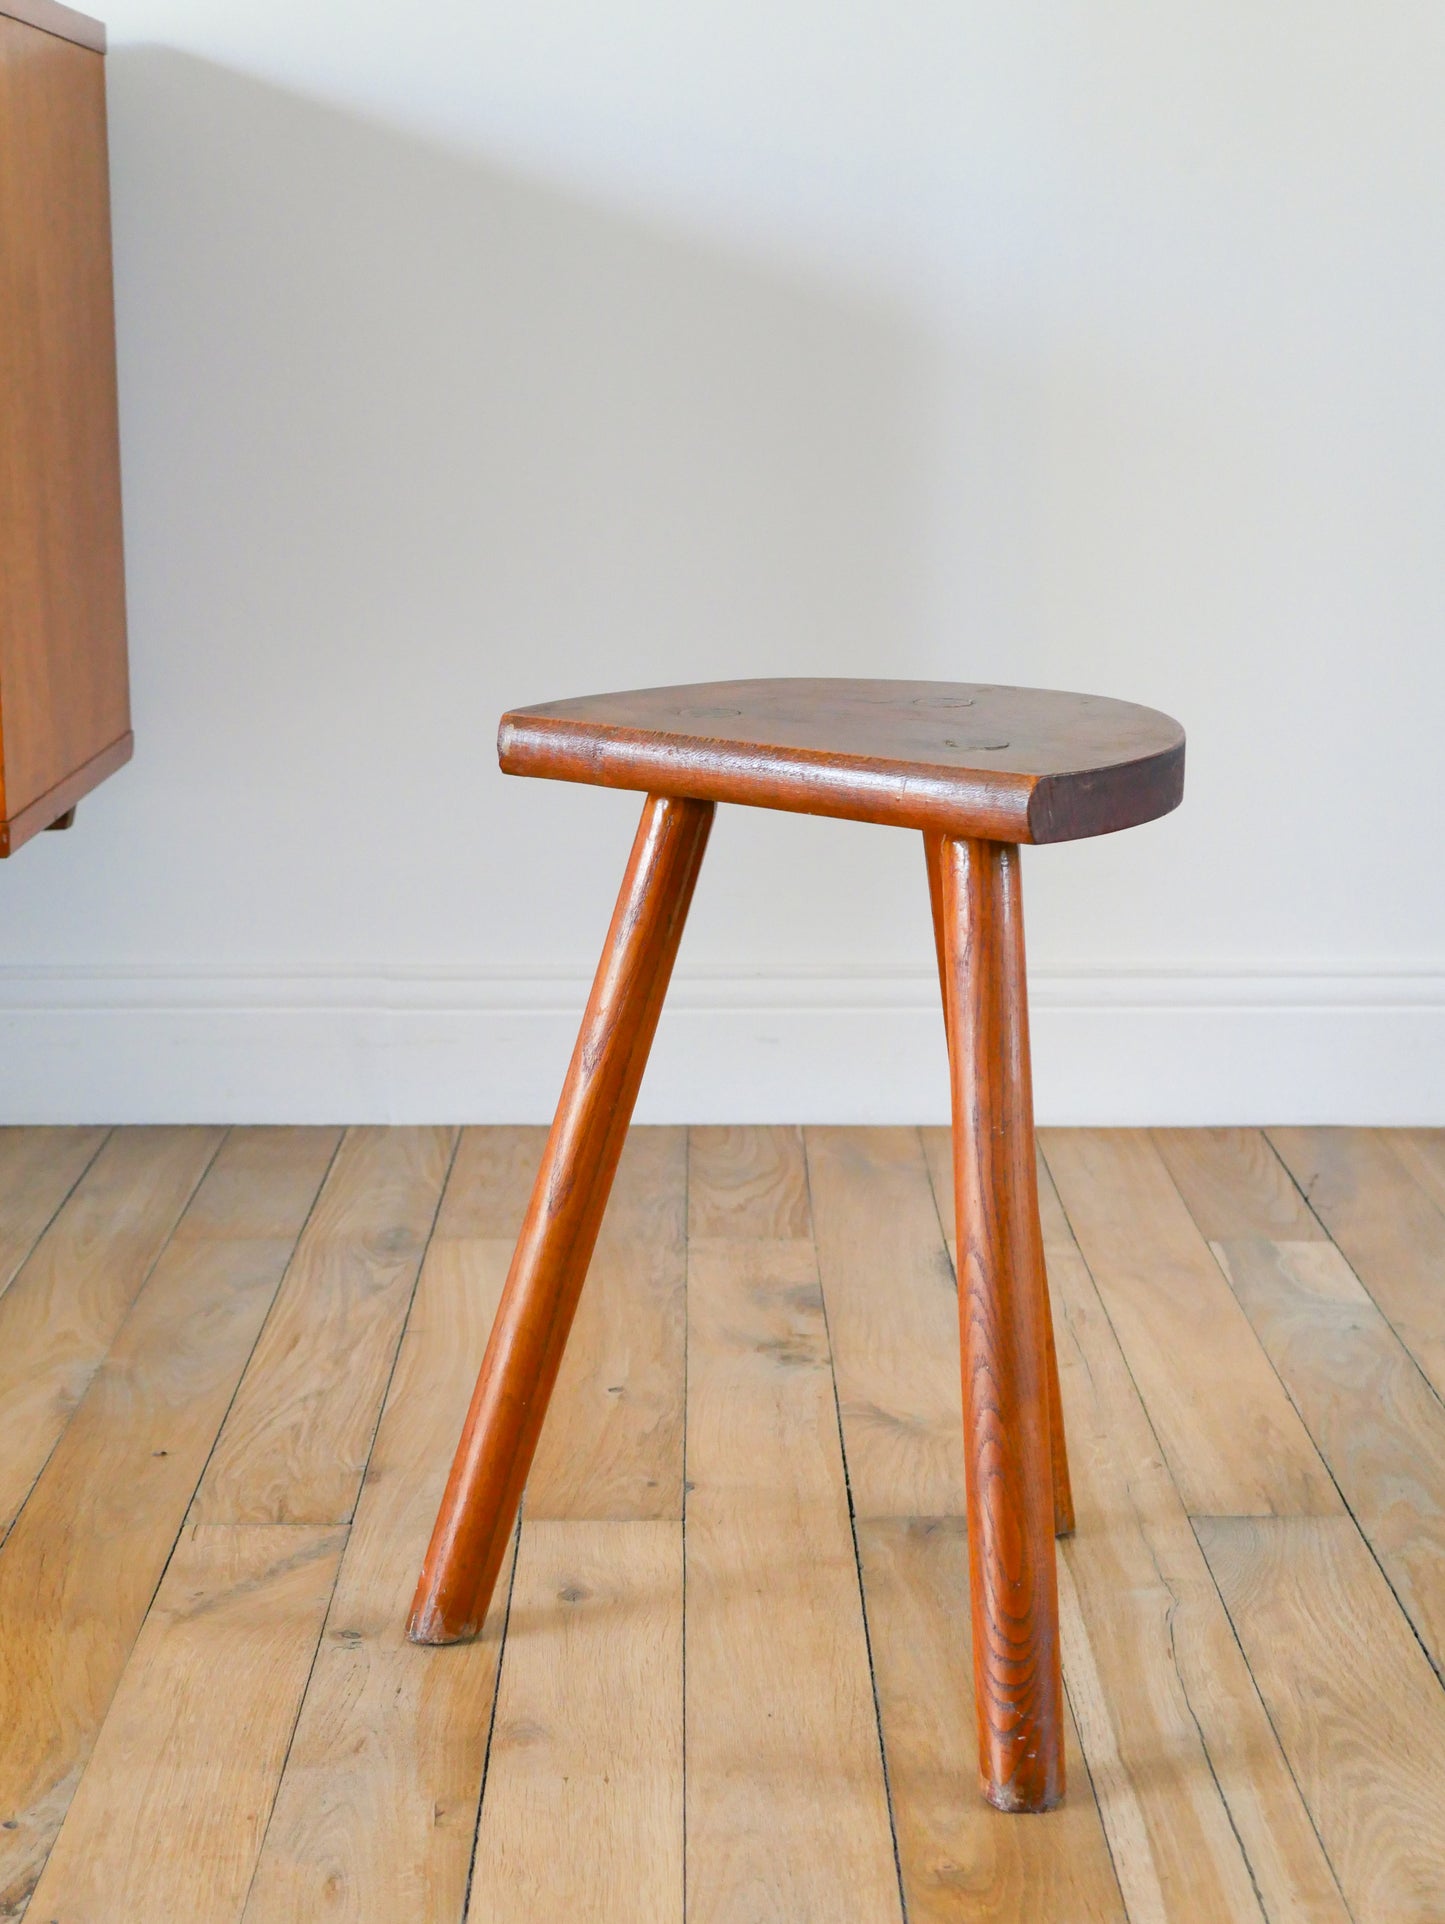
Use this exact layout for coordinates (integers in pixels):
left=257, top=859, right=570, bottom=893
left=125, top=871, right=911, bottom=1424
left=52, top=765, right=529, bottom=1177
left=2, top=1, right=1442, bottom=1122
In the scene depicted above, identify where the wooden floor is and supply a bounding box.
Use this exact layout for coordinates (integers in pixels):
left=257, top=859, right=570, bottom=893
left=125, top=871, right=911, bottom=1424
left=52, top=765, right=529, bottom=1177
left=2, top=1127, right=1444, bottom=1921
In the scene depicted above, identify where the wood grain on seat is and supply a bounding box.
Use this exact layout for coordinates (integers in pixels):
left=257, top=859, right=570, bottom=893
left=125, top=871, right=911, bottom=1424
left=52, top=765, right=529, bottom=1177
left=498, top=679, right=1185, bottom=843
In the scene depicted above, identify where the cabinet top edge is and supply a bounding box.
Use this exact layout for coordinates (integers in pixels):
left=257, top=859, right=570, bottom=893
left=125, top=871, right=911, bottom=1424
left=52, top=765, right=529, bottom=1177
left=0, top=0, right=106, bottom=53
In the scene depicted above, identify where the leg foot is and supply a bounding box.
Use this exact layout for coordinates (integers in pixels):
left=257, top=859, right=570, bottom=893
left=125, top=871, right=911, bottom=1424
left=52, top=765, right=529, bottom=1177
left=409, top=793, right=714, bottom=1644
left=934, top=834, right=1065, bottom=1812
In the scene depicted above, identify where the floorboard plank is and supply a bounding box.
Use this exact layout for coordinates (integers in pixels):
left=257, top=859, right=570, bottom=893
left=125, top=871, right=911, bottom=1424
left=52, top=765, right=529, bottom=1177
left=26, top=1524, right=344, bottom=1924
left=527, top=1128, right=687, bottom=1522
left=431, top=1125, right=547, bottom=1242
left=193, top=1127, right=456, bottom=1524
left=684, top=1227, right=901, bottom=1924
left=857, top=1516, right=1125, bottom=1924
left=462, top=1128, right=694, bottom=1924
left=0, top=1126, right=108, bottom=1306
left=468, top=1521, right=683, bottom=1924
left=0, top=1126, right=225, bottom=1537
left=1388, top=1129, right=1445, bottom=1219
left=1040, top=1129, right=1339, bottom=1518
left=688, top=1125, right=811, bottom=1240
left=7, top=1122, right=1439, bottom=1922
left=806, top=1127, right=966, bottom=1519
left=1213, top=1236, right=1445, bottom=1679
left=1037, top=1166, right=1352, bottom=1924
left=1270, top=1126, right=1445, bottom=1404
left=1199, top=1514, right=1445, bottom=1924
left=1152, top=1128, right=1326, bottom=1242
left=241, top=1228, right=518, bottom=1924
left=0, top=1129, right=336, bottom=1919
left=918, top=1125, right=954, bottom=1232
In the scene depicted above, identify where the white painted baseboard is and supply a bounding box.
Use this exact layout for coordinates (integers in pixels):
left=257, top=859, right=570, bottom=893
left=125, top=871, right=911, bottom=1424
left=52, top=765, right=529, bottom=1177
left=0, top=965, right=1441, bottom=1125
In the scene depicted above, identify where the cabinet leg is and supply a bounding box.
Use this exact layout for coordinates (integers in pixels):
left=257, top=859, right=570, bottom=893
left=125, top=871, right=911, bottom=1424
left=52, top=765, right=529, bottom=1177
left=408, top=793, right=714, bottom=1644
left=933, top=834, right=1065, bottom=1812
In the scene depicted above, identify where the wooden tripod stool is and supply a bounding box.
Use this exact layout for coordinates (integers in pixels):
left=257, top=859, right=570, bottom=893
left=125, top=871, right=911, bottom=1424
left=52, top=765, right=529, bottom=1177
left=409, top=678, right=1185, bottom=1814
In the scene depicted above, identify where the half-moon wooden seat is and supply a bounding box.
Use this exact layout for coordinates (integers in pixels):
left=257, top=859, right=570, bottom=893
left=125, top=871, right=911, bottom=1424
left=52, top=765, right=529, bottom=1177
left=499, top=677, right=1184, bottom=843
left=412, top=677, right=1186, bottom=1818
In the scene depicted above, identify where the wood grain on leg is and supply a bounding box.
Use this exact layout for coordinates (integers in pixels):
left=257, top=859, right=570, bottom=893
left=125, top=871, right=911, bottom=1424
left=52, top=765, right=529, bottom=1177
left=409, top=794, right=714, bottom=1644
left=925, top=838, right=1072, bottom=1539
left=935, top=835, right=1063, bottom=1813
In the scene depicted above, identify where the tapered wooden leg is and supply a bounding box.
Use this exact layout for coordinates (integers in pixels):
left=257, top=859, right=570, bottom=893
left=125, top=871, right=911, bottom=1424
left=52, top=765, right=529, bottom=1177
left=408, top=793, right=714, bottom=1644
left=925, top=833, right=1074, bottom=1540
left=1037, top=1278, right=1074, bottom=1539
left=933, top=833, right=1065, bottom=1812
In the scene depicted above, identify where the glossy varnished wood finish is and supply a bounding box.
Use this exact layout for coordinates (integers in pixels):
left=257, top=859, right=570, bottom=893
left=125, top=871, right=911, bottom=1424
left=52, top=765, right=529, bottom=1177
left=936, top=837, right=1063, bottom=1812
left=925, top=834, right=1074, bottom=1540
left=501, top=680, right=1184, bottom=844
left=0, top=9, right=130, bottom=855
left=409, top=795, right=714, bottom=1644
left=412, top=675, right=1178, bottom=1813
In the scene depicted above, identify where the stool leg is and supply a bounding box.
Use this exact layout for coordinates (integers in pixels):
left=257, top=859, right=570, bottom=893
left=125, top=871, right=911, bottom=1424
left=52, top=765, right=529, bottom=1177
left=934, top=834, right=1065, bottom=1812
left=408, top=793, right=714, bottom=1644
left=925, top=835, right=1074, bottom=1539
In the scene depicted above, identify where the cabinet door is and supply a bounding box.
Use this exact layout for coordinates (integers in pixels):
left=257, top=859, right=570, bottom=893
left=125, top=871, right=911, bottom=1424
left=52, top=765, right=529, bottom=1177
left=0, top=9, right=130, bottom=855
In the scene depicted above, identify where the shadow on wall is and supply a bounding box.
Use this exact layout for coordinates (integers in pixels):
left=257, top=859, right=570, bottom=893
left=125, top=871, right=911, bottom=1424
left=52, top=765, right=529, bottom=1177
left=96, top=48, right=938, bottom=965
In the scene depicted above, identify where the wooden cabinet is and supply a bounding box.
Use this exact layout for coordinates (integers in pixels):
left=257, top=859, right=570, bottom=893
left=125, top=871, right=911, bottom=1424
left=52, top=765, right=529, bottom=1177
left=0, top=0, right=129, bottom=857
